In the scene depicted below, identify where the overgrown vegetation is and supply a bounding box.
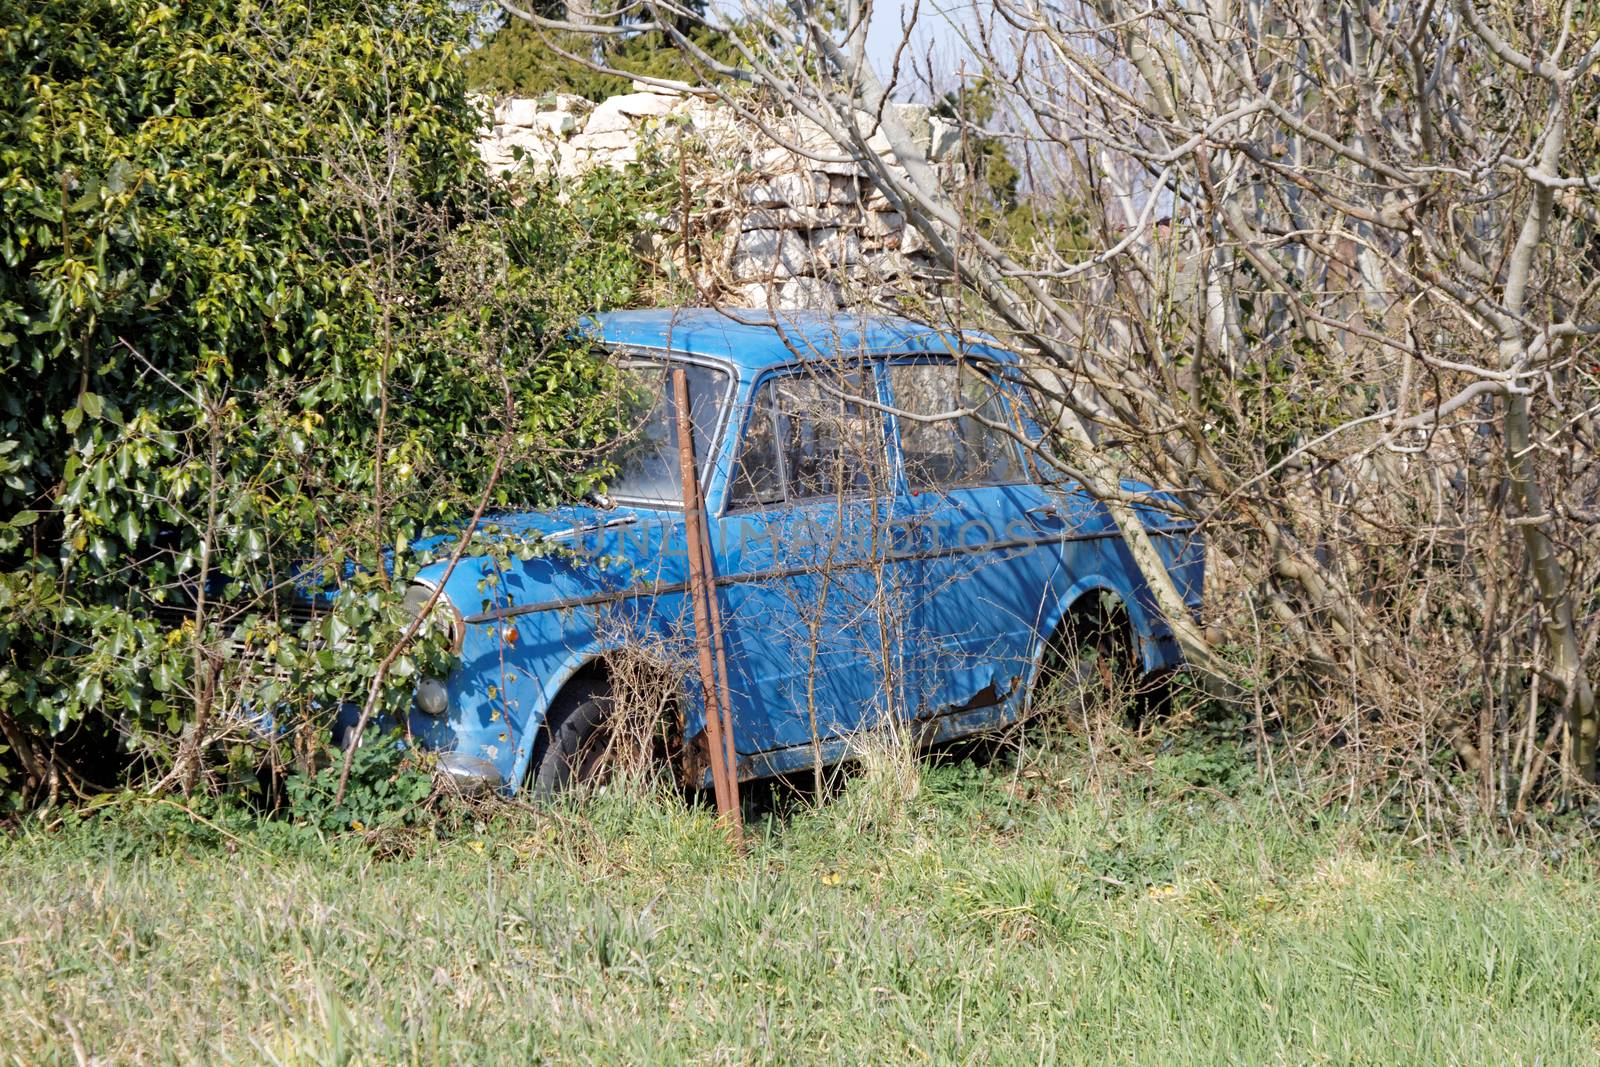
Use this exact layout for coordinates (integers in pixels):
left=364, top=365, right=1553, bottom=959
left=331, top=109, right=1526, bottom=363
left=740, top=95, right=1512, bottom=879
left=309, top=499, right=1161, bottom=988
left=3, top=0, right=1593, bottom=861
left=0, top=0, right=672, bottom=806
left=3, top=729, right=1597, bottom=1063
left=2, top=4, right=1594, bottom=1055
left=583, top=0, right=1600, bottom=827
left=464, top=1, right=742, bottom=100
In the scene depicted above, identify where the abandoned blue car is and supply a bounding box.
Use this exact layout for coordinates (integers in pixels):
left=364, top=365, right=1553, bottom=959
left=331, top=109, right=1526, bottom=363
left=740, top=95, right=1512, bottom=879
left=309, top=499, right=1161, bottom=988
left=349, top=308, right=1203, bottom=795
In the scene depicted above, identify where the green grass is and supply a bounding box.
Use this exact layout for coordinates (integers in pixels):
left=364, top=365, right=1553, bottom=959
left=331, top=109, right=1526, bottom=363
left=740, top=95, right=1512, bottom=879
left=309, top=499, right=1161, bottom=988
left=2, top=737, right=1597, bottom=1065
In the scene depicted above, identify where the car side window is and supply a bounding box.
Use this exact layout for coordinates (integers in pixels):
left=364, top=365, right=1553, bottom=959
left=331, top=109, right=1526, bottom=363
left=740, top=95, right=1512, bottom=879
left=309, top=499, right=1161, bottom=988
left=888, top=361, right=1025, bottom=490
left=727, top=391, right=783, bottom=508
left=729, top=368, right=886, bottom=508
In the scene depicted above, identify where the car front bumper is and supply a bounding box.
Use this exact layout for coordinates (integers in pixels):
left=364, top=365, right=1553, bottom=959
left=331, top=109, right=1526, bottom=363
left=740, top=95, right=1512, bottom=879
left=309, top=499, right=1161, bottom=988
left=435, top=752, right=505, bottom=796
left=335, top=703, right=505, bottom=796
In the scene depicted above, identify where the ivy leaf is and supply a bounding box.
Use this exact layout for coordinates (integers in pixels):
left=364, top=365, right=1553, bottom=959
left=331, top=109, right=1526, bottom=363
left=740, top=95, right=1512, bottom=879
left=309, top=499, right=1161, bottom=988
left=323, top=613, right=351, bottom=646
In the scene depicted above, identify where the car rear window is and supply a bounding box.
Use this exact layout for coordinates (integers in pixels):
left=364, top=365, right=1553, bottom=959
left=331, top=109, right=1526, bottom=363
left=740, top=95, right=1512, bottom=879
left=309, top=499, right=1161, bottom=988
left=888, top=361, right=1025, bottom=490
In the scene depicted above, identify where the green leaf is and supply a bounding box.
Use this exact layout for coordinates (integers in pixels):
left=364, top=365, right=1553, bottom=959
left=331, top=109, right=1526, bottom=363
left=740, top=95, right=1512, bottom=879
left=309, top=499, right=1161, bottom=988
left=0, top=0, right=645, bottom=797
left=77, top=673, right=102, bottom=708
left=323, top=614, right=351, bottom=646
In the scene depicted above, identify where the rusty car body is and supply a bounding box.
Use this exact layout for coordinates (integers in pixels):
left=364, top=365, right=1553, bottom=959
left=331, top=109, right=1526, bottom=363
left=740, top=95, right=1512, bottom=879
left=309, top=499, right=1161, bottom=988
left=340, top=309, right=1204, bottom=794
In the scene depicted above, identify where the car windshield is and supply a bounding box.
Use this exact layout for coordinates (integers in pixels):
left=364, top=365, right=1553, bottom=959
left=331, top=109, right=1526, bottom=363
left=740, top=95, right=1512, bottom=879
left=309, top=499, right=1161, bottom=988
left=601, top=360, right=730, bottom=506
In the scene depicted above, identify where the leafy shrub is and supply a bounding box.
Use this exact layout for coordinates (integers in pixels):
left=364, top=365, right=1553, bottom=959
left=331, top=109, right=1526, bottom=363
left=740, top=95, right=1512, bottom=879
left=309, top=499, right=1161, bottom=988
left=463, top=3, right=740, bottom=101
left=284, top=735, right=434, bottom=834
left=0, top=0, right=671, bottom=804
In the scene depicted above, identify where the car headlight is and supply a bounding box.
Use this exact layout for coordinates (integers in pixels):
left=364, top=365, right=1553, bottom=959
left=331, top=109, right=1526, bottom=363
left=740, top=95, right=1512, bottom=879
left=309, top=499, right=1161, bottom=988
left=403, top=581, right=464, bottom=652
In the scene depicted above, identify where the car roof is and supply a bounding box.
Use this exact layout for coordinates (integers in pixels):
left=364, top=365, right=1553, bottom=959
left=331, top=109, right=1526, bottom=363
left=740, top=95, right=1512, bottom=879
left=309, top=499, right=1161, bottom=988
left=583, top=308, right=1016, bottom=372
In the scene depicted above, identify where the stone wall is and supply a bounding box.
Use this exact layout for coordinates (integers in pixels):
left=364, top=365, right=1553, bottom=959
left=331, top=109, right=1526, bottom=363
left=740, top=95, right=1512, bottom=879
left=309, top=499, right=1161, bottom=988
left=476, top=82, right=959, bottom=312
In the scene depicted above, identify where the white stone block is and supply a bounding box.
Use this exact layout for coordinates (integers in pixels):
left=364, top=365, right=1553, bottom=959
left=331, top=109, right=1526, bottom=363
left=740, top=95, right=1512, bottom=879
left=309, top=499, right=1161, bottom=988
left=496, top=97, right=540, bottom=126
left=902, top=224, right=931, bottom=255
left=556, top=145, right=587, bottom=180
left=493, top=128, right=562, bottom=169
left=543, top=93, right=591, bottom=114
left=686, top=101, right=737, bottom=137
left=730, top=281, right=777, bottom=309
left=739, top=206, right=832, bottom=230
left=776, top=276, right=841, bottom=310
left=600, top=146, right=640, bottom=170
left=811, top=228, right=862, bottom=266
left=764, top=115, right=839, bottom=157
left=534, top=111, right=577, bottom=137
left=864, top=210, right=904, bottom=238
left=874, top=252, right=914, bottom=278
left=879, top=162, right=914, bottom=192
left=850, top=109, right=896, bottom=158
left=929, top=116, right=961, bottom=161
left=570, top=128, right=634, bottom=152
left=733, top=229, right=807, bottom=280
left=758, top=139, right=859, bottom=177
left=582, top=98, right=635, bottom=136
left=793, top=115, right=836, bottom=151
left=826, top=174, right=859, bottom=205
left=753, top=146, right=793, bottom=173
left=893, top=103, right=932, bottom=148
left=742, top=170, right=828, bottom=209
left=608, top=92, right=676, bottom=118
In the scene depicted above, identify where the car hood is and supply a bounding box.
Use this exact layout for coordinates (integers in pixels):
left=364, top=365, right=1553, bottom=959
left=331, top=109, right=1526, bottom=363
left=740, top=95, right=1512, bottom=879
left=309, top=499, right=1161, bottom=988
left=413, top=501, right=688, bottom=621
left=411, top=501, right=675, bottom=558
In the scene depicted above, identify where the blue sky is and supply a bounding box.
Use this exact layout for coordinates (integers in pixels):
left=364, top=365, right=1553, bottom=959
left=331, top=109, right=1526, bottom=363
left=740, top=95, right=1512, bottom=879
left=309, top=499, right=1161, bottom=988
left=863, top=0, right=978, bottom=98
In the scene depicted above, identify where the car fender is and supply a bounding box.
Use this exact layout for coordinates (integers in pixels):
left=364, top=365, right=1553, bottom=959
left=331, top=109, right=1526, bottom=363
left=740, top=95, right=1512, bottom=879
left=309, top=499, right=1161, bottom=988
left=1025, top=572, right=1166, bottom=697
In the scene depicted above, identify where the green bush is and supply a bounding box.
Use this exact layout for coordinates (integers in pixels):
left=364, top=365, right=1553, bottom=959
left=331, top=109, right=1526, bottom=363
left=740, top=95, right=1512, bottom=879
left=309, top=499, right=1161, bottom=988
left=0, top=0, right=668, bottom=806
left=463, top=4, right=742, bottom=101
left=284, top=734, right=434, bottom=834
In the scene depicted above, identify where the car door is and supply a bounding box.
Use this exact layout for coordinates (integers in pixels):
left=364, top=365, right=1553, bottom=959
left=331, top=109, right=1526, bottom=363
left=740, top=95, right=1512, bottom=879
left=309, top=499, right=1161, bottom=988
left=885, top=356, right=1077, bottom=718
left=710, top=360, right=913, bottom=757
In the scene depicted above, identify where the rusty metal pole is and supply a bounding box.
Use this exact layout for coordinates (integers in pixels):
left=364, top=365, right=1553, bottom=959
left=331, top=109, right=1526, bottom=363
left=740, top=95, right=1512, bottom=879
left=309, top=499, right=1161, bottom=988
left=694, top=483, right=741, bottom=814
left=672, top=368, right=743, bottom=840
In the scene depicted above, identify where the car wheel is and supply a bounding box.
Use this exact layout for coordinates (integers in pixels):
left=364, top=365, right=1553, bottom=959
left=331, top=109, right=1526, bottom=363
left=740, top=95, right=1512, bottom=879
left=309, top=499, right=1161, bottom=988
left=1030, top=612, right=1138, bottom=721
left=528, top=677, right=615, bottom=800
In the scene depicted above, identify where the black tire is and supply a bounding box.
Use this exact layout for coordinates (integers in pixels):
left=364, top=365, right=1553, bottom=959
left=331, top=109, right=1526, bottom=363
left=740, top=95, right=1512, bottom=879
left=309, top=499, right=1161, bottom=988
left=1028, top=634, right=1098, bottom=720
left=528, top=677, right=614, bottom=800
left=1029, top=608, right=1139, bottom=722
